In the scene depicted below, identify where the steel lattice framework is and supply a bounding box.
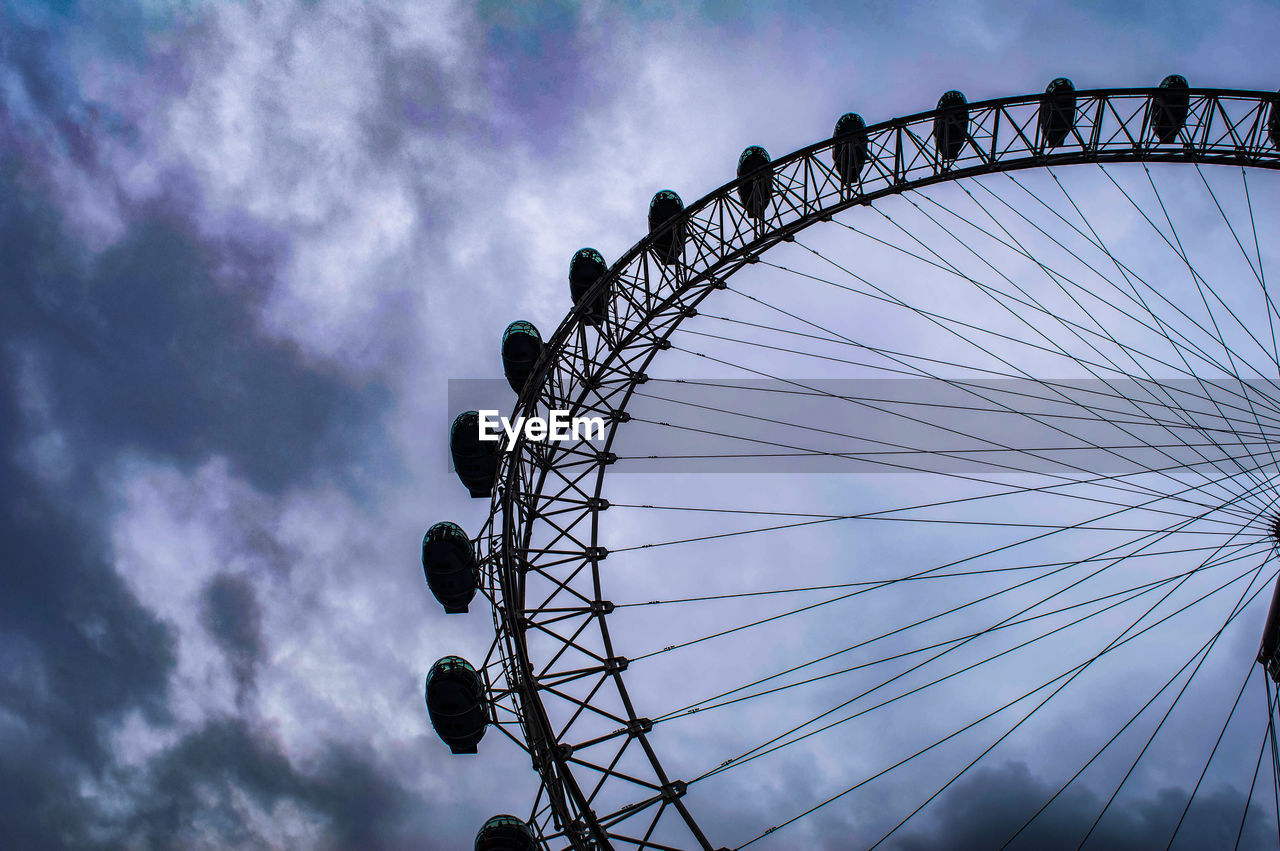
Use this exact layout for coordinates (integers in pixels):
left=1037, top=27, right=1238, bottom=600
left=467, top=86, right=1280, bottom=850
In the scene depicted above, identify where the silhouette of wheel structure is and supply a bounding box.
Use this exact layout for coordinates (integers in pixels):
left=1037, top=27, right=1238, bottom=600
left=427, top=79, right=1280, bottom=850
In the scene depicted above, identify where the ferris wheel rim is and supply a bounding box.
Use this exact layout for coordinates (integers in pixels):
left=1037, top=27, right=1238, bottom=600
left=483, top=84, right=1280, bottom=850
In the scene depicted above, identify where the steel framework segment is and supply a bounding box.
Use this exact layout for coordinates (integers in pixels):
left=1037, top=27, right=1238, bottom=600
left=477, top=87, right=1280, bottom=850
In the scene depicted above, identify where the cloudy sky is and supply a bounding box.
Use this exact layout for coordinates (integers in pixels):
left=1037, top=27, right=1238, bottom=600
left=4, top=1, right=1280, bottom=849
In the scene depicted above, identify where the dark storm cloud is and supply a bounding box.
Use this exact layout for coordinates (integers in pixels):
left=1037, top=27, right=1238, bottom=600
left=0, top=176, right=389, bottom=495
left=888, top=761, right=1272, bottom=850
left=0, top=730, right=100, bottom=850
left=0, top=383, right=176, bottom=844
left=2, top=2, right=394, bottom=496
left=124, top=718, right=413, bottom=850
left=201, top=573, right=265, bottom=705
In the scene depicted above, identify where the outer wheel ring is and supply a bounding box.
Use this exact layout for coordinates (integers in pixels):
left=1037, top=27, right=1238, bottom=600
left=483, top=86, right=1280, bottom=850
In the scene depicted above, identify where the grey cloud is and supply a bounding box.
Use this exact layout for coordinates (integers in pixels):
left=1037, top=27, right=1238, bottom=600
left=0, top=408, right=176, bottom=845
left=888, top=761, right=1271, bottom=851
left=0, top=736, right=96, bottom=850
left=0, top=153, right=391, bottom=497
left=0, top=429, right=176, bottom=770
left=3, top=5, right=394, bottom=496
left=124, top=719, right=418, bottom=850
left=202, top=573, right=265, bottom=706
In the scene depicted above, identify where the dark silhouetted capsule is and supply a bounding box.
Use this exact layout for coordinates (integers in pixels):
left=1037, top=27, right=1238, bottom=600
left=569, top=248, right=609, bottom=326
left=736, top=146, right=773, bottom=219
left=450, top=410, right=499, bottom=499
left=426, top=656, right=487, bottom=754
left=1269, top=91, right=1280, bottom=150
left=833, top=112, right=869, bottom=184
left=1039, top=78, right=1077, bottom=148
left=648, top=190, right=685, bottom=265
left=501, top=321, right=542, bottom=394
left=1152, top=74, right=1189, bottom=144
left=422, top=521, right=478, bottom=614
left=934, top=90, right=969, bottom=162
left=475, top=814, right=537, bottom=851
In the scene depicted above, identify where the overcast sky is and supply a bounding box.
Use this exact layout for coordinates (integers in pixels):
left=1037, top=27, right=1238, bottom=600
left=4, top=1, right=1280, bottom=849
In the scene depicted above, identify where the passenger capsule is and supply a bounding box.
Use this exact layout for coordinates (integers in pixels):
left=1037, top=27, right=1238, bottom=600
left=833, top=112, right=869, bottom=184
left=422, top=521, right=478, bottom=614
left=475, top=814, right=537, bottom=851
left=569, top=247, right=609, bottom=326
left=1039, top=78, right=1077, bottom=148
left=450, top=410, right=499, bottom=499
left=736, top=146, right=773, bottom=219
left=425, top=656, right=487, bottom=754
left=1152, top=74, right=1189, bottom=144
left=934, top=90, right=969, bottom=162
left=1269, top=91, right=1280, bottom=150
left=648, top=190, right=685, bottom=265
left=501, top=321, right=542, bottom=394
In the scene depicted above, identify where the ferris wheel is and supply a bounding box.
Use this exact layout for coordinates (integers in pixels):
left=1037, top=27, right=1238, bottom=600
left=424, top=78, right=1280, bottom=850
